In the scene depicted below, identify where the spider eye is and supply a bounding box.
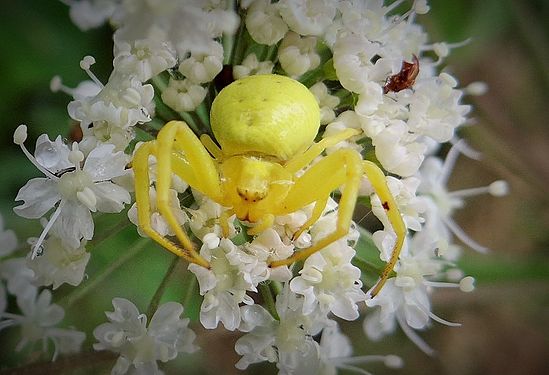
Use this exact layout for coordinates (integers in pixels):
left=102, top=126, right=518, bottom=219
left=237, top=187, right=266, bottom=203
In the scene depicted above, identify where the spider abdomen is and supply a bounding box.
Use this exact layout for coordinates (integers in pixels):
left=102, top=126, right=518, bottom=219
left=210, top=74, right=320, bottom=161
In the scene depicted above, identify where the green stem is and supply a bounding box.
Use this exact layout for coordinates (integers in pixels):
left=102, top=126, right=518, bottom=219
left=270, top=280, right=283, bottom=296
left=88, top=220, right=132, bottom=250
left=152, top=75, right=168, bottom=91
left=146, top=255, right=181, bottom=317
left=231, top=15, right=248, bottom=65
left=259, top=282, right=279, bottom=321
left=222, top=0, right=236, bottom=65
left=58, top=238, right=150, bottom=308
left=178, top=111, right=201, bottom=135
left=182, top=273, right=198, bottom=309
left=195, top=101, right=211, bottom=131
left=0, top=351, right=117, bottom=375
left=351, top=256, right=394, bottom=279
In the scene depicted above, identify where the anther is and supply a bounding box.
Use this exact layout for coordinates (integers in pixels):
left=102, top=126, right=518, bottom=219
left=465, top=81, right=488, bottom=96
left=79, top=55, right=104, bottom=88
left=459, top=276, right=475, bottom=292
left=488, top=180, right=509, bottom=197
left=384, top=355, right=404, bottom=369
left=13, top=124, right=28, bottom=145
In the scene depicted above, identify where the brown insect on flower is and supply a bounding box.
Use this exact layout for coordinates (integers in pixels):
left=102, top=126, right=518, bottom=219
left=383, top=54, right=420, bottom=94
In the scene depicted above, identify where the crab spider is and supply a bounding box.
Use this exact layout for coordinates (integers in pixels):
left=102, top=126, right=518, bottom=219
left=133, top=74, right=406, bottom=297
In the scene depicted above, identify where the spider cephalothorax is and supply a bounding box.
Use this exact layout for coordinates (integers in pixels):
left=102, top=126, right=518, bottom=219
left=133, top=74, right=405, bottom=296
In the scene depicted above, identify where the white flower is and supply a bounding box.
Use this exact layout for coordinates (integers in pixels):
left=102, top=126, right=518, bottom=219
left=178, top=41, right=224, bottom=84
left=187, top=191, right=237, bottom=241
left=0, top=213, right=17, bottom=257
left=245, top=0, right=288, bottom=46
left=364, top=231, right=470, bottom=355
left=370, top=121, right=427, bottom=177
left=189, top=238, right=269, bottom=331
left=290, top=241, right=366, bottom=320
left=406, top=73, right=471, bottom=142
left=14, top=131, right=131, bottom=255
left=277, top=0, right=337, bottom=36
left=245, top=228, right=293, bottom=281
left=323, top=111, right=363, bottom=155
left=111, top=0, right=238, bottom=58
left=128, top=187, right=188, bottom=238
left=309, top=82, right=340, bottom=125
left=316, top=323, right=405, bottom=375
left=0, top=289, right=85, bottom=359
left=246, top=228, right=294, bottom=264
left=69, top=70, right=154, bottom=128
left=371, top=176, right=426, bottom=232
left=113, top=31, right=177, bottom=82
left=332, top=34, right=390, bottom=94
left=26, top=231, right=90, bottom=290
left=235, top=287, right=328, bottom=372
left=65, top=0, right=116, bottom=31
left=233, top=53, right=274, bottom=80
left=161, top=78, right=207, bottom=112
left=0, top=257, right=36, bottom=300
left=50, top=76, right=102, bottom=101
left=272, top=206, right=315, bottom=249
left=278, top=31, right=321, bottom=77
left=417, top=144, right=508, bottom=253
left=94, top=298, right=197, bottom=375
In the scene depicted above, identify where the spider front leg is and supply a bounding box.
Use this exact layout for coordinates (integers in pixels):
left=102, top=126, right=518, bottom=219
left=270, top=149, right=362, bottom=268
left=134, top=141, right=209, bottom=267
left=269, top=149, right=406, bottom=297
left=134, top=121, right=223, bottom=268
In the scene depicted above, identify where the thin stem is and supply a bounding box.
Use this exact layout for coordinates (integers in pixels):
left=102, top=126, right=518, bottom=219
left=222, top=0, right=236, bottom=65
left=259, top=282, right=279, bottom=321
left=0, top=351, right=116, bottom=375
left=178, top=111, right=200, bottom=135
left=352, top=256, right=395, bottom=281
left=146, top=255, right=181, bottom=317
left=88, top=219, right=132, bottom=249
left=231, top=14, right=248, bottom=65
left=58, top=238, right=150, bottom=308
left=182, top=272, right=197, bottom=309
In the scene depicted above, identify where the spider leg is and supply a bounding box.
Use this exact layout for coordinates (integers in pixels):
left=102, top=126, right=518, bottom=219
left=219, top=208, right=234, bottom=237
left=133, top=141, right=209, bottom=267
left=284, top=128, right=361, bottom=174
left=291, top=196, right=328, bottom=242
left=247, top=214, right=275, bottom=236
left=270, top=149, right=406, bottom=297
left=363, top=160, right=406, bottom=297
left=270, top=149, right=362, bottom=266
left=200, top=133, right=223, bottom=159
left=139, top=120, right=225, bottom=268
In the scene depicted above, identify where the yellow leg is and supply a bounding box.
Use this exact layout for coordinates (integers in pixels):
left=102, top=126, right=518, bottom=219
left=200, top=133, right=223, bottom=160
left=247, top=214, right=275, bottom=236
left=133, top=142, right=209, bottom=267
left=284, top=128, right=361, bottom=174
left=270, top=149, right=406, bottom=298
left=134, top=120, right=226, bottom=269
left=270, top=149, right=362, bottom=266
left=291, top=196, right=328, bottom=241
left=219, top=208, right=233, bottom=237
left=363, top=161, right=406, bottom=297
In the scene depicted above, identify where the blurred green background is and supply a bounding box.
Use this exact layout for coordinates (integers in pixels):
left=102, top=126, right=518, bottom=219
left=0, top=0, right=548, bottom=374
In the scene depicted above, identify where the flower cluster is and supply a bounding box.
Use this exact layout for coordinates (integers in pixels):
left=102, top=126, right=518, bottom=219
left=3, top=0, right=508, bottom=374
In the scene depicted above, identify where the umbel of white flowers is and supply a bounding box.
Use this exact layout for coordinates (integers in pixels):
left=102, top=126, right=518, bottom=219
left=1, top=1, right=508, bottom=374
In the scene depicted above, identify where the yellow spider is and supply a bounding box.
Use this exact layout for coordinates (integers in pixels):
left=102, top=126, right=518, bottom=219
left=133, top=74, right=405, bottom=297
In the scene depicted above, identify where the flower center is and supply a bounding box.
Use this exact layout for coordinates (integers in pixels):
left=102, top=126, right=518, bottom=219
left=57, top=170, right=93, bottom=200
left=210, top=248, right=239, bottom=292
